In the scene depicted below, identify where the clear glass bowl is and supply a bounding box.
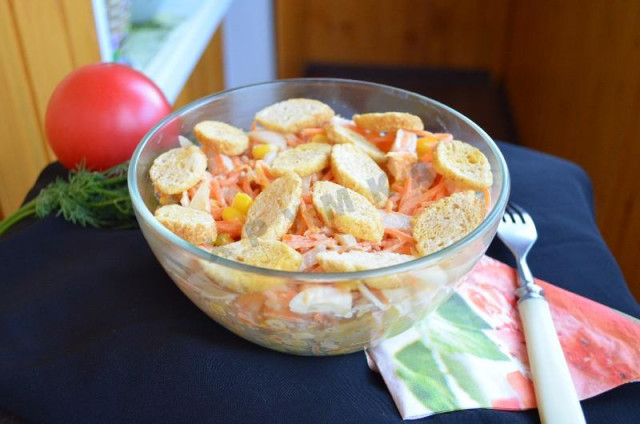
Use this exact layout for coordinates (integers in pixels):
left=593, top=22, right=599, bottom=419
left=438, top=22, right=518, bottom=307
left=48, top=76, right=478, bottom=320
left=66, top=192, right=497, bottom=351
left=128, top=79, right=510, bottom=355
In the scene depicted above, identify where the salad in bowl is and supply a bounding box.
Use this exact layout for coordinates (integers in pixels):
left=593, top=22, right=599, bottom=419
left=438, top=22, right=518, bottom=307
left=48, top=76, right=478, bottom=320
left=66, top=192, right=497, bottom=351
left=129, top=79, right=509, bottom=355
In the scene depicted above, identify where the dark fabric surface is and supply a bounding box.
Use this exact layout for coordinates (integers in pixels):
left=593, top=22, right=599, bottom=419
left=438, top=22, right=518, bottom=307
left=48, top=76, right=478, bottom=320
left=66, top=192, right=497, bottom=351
left=1, top=142, right=639, bottom=424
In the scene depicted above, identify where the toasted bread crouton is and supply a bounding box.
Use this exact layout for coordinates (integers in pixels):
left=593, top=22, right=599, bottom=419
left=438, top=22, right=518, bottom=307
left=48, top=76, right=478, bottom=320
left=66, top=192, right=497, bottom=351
left=155, top=204, right=216, bottom=245
left=312, top=181, right=383, bottom=242
left=352, top=112, right=424, bottom=132
left=331, top=143, right=389, bottom=207
left=433, top=139, right=492, bottom=190
left=149, top=145, right=207, bottom=194
left=317, top=250, right=414, bottom=272
left=203, top=239, right=301, bottom=292
left=317, top=250, right=415, bottom=289
left=255, top=98, right=335, bottom=133
left=325, top=124, right=386, bottom=163
left=242, top=173, right=302, bottom=240
left=193, top=121, right=249, bottom=156
left=213, top=239, right=302, bottom=271
left=412, top=191, right=485, bottom=256
left=270, top=142, right=332, bottom=177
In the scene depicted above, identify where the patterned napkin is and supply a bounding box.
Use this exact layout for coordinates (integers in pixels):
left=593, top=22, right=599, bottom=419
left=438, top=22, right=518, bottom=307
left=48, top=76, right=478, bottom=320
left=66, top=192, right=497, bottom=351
left=366, top=256, right=640, bottom=420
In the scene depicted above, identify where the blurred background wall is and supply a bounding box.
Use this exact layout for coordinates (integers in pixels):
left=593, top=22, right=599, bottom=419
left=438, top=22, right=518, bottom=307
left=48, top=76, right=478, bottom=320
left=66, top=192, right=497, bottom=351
left=1, top=0, right=637, bottom=297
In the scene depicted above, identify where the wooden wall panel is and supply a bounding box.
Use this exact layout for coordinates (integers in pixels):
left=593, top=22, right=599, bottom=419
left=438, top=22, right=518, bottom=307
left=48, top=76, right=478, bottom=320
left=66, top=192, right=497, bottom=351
left=174, top=27, right=225, bottom=109
left=11, top=0, right=78, bottom=150
left=0, top=0, right=52, bottom=216
left=0, top=0, right=101, bottom=219
left=276, top=0, right=512, bottom=78
left=505, top=1, right=640, bottom=295
left=61, top=0, right=102, bottom=66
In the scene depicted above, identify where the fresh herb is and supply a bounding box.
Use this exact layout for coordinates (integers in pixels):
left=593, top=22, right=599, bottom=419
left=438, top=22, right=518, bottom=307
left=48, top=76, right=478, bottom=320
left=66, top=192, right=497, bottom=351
left=0, top=162, right=136, bottom=236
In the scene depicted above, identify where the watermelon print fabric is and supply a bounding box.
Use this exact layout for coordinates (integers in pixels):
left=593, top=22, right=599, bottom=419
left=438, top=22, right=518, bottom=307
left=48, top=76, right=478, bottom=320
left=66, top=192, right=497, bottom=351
left=366, top=256, right=640, bottom=420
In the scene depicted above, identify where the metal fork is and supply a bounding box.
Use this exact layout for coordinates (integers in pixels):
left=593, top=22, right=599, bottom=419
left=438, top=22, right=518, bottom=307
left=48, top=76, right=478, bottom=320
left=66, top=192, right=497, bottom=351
left=497, top=203, right=586, bottom=424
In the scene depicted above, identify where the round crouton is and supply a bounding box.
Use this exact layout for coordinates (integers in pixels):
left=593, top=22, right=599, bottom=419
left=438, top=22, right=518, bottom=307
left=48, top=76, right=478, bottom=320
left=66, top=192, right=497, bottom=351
left=212, top=238, right=302, bottom=271
left=317, top=250, right=415, bottom=289
left=255, top=98, right=335, bottom=133
left=312, top=181, right=383, bottom=242
left=270, top=142, right=332, bottom=177
left=412, top=191, right=485, bottom=256
left=325, top=124, right=386, bottom=163
left=193, top=121, right=249, bottom=156
left=353, top=112, right=424, bottom=132
left=433, top=139, right=493, bottom=190
left=155, top=204, right=216, bottom=245
left=149, top=145, right=207, bottom=194
left=242, top=173, right=302, bottom=240
left=203, top=239, right=302, bottom=293
left=331, top=143, right=389, bottom=207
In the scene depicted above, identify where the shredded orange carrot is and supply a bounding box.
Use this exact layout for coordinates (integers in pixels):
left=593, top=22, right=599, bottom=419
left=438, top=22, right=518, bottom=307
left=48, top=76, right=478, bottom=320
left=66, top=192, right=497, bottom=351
left=218, top=174, right=240, bottom=187
left=367, top=132, right=396, bottom=151
left=299, top=128, right=325, bottom=138
left=391, top=182, right=404, bottom=193
left=299, top=202, right=317, bottom=231
left=384, top=227, right=414, bottom=243
left=282, top=232, right=334, bottom=251
left=307, top=264, right=324, bottom=273
left=413, top=177, right=447, bottom=209
left=366, top=287, right=390, bottom=305
left=215, top=220, right=243, bottom=237
left=401, top=175, right=413, bottom=197
left=254, top=161, right=272, bottom=187
left=483, top=187, right=491, bottom=211
left=398, top=176, right=419, bottom=214
left=321, top=169, right=333, bottom=181
left=285, top=134, right=303, bottom=147
left=250, top=120, right=258, bottom=131
left=210, top=179, right=226, bottom=206
left=235, top=292, right=265, bottom=324
left=407, top=129, right=435, bottom=137
left=210, top=207, right=224, bottom=220
left=368, top=133, right=396, bottom=144
left=420, top=151, right=434, bottom=163
left=231, top=156, right=243, bottom=168
left=215, top=154, right=227, bottom=171
left=241, top=174, right=252, bottom=196
left=434, top=133, right=454, bottom=142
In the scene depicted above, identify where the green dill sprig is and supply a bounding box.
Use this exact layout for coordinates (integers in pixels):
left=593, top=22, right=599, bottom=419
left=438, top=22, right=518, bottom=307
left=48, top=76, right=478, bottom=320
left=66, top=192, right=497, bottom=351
left=0, top=162, right=136, bottom=237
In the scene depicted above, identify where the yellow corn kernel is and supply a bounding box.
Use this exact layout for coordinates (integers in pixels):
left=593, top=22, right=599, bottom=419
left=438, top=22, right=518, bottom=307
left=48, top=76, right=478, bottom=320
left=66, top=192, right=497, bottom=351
left=252, top=143, right=273, bottom=159
left=222, top=206, right=244, bottom=221
left=231, top=192, right=253, bottom=214
left=311, top=133, right=329, bottom=144
left=416, top=135, right=439, bottom=157
left=214, top=233, right=234, bottom=246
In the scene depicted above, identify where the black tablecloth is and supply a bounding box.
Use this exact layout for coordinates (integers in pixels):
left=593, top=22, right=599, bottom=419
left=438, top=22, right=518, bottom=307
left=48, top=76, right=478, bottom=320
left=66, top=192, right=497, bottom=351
left=1, top=142, right=639, bottom=423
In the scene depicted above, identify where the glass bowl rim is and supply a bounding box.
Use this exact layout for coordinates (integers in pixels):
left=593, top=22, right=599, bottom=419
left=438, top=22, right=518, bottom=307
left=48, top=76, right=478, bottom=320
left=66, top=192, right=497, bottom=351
left=128, top=78, right=510, bottom=282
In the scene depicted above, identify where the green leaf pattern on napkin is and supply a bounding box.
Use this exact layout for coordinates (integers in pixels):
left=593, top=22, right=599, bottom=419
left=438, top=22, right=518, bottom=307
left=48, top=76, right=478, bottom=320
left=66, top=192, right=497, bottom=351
left=395, top=342, right=459, bottom=411
left=394, top=293, right=508, bottom=410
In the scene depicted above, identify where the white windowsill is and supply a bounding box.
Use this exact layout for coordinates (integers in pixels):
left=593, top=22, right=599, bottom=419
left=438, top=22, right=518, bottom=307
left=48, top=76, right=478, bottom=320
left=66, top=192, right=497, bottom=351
left=92, top=0, right=232, bottom=104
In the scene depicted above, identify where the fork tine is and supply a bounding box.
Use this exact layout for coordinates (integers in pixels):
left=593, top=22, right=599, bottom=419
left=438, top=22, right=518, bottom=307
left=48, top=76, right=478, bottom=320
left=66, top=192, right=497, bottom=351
left=510, top=202, right=534, bottom=225
left=505, top=203, right=518, bottom=223
left=510, top=202, right=525, bottom=215
left=501, top=208, right=509, bottom=223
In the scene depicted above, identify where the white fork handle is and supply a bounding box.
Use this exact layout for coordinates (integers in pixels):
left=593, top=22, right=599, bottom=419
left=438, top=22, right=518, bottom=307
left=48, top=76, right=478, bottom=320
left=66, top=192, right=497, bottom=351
left=518, top=297, right=586, bottom=424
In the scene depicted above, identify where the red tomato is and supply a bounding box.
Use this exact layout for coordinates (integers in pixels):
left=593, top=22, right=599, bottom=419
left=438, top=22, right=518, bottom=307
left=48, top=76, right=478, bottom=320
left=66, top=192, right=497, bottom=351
left=45, top=63, right=171, bottom=170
